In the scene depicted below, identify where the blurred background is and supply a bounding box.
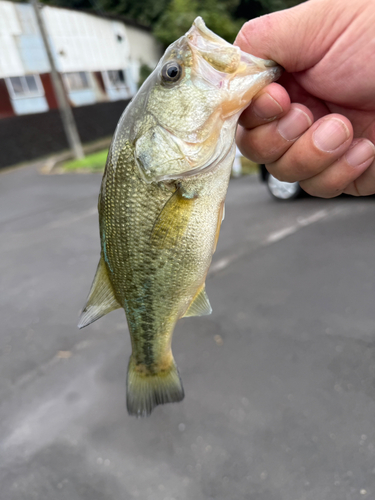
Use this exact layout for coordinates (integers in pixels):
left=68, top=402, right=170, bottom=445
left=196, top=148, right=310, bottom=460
left=2, top=1, right=375, bottom=499
left=0, top=0, right=301, bottom=169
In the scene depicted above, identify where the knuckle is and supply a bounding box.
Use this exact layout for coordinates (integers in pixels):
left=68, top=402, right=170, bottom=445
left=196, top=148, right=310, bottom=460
left=266, top=163, right=297, bottom=183
left=246, top=136, right=285, bottom=164
left=276, top=147, right=326, bottom=183
left=299, top=177, right=344, bottom=199
left=268, top=155, right=309, bottom=183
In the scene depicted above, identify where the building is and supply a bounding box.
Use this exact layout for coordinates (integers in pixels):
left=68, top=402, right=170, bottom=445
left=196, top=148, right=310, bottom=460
left=0, top=1, right=162, bottom=118
left=0, top=1, right=162, bottom=167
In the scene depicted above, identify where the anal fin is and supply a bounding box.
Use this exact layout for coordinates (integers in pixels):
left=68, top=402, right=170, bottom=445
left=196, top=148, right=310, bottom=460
left=183, top=284, right=212, bottom=317
left=78, top=256, right=121, bottom=329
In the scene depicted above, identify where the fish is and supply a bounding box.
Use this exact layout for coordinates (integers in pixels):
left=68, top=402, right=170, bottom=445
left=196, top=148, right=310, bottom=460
left=78, top=17, right=281, bottom=417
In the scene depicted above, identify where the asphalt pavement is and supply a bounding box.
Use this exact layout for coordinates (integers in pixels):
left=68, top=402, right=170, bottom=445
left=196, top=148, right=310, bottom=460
left=1, top=164, right=375, bottom=500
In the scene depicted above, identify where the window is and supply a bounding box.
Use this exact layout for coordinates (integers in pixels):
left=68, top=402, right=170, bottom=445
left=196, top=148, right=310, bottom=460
left=6, top=75, right=44, bottom=99
left=103, top=70, right=127, bottom=90
left=64, top=72, right=90, bottom=92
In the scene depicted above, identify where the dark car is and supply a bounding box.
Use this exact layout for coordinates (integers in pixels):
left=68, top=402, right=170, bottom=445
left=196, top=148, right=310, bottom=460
left=259, top=164, right=304, bottom=201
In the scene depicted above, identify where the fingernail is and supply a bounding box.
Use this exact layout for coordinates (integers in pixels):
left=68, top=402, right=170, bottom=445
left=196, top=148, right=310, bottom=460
left=277, top=108, right=312, bottom=141
left=252, top=93, right=283, bottom=119
left=345, top=139, right=375, bottom=167
left=313, top=118, right=350, bottom=152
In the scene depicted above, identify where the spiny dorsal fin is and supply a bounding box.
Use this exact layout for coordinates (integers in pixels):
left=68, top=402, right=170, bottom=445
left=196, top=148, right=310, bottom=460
left=150, top=187, right=196, bottom=249
left=183, top=285, right=212, bottom=317
left=78, top=256, right=121, bottom=329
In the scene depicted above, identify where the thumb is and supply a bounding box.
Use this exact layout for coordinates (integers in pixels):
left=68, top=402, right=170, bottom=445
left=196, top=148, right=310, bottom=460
left=235, top=0, right=354, bottom=72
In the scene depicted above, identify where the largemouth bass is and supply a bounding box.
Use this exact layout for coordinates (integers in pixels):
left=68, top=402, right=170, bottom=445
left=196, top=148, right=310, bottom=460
left=78, top=17, right=281, bottom=417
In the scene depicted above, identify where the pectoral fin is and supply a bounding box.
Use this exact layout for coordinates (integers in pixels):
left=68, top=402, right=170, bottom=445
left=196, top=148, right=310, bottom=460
left=78, top=256, right=121, bottom=329
left=213, top=200, right=225, bottom=252
left=150, top=187, right=196, bottom=249
left=183, top=285, right=212, bottom=317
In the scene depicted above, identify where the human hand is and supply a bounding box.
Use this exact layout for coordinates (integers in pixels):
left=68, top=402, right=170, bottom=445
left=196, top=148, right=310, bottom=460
left=235, top=0, right=375, bottom=197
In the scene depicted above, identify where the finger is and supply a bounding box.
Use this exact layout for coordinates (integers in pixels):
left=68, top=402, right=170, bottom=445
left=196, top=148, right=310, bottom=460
left=234, top=2, right=354, bottom=72
left=237, top=104, right=313, bottom=164
left=300, top=139, right=375, bottom=198
left=239, top=83, right=290, bottom=129
left=267, top=114, right=353, bottom=182
left=343, top=143, right=375, bottom=196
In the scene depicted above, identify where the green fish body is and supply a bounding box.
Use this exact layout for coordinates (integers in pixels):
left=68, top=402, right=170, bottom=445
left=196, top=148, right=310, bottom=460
left=79, top=18, right=281, bottom=416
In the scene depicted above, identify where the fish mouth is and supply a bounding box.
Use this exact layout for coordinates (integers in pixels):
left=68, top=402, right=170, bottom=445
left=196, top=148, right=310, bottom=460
left=187, top=17, right=280, bottom=76
left=186, top=17, right=242, bottom=74
left=185, top=18, right=282, bottom=117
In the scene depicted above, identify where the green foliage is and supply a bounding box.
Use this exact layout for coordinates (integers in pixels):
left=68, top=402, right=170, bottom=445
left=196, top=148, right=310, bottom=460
left=41, top=0, right=92, bottom=9
left=40, top=0, right=171, bottom=26
left=40, top=0, right=305, bottom=41
left=97, top=0, right=172, bottom=26
left=153, top=0, right=245, bottom=46
left=233, top=0, right=266, bottom=20
left=258, top=0, right=305, bottom=12
left=63, top=149, right=107, bottom=172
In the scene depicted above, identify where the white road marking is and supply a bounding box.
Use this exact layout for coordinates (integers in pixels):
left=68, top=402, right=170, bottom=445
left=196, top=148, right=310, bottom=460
left=265, top=209, right=329, bottom=244
left=2, top=207, right=98, bottom=252
left=209, top=256, right=234, bottom=274
left=265, top=225, right=298, bottom=243
left=210, top=208, right=340, bottom=276
left=35, top=206, right=97, bottom=232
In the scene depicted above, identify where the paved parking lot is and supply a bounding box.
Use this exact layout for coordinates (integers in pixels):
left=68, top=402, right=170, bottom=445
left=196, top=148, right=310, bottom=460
left=1, top=164, right=375, bottom=500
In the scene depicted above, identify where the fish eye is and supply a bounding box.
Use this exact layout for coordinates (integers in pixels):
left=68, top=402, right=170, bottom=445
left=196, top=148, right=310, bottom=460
left=161, top=61, right=183, bottom=84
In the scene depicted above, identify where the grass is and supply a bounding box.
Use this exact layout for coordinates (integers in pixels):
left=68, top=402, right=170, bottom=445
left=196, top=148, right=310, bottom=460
left=62, top=149, right=108, bottom=172
left=61, top=148, right=259, bottom=175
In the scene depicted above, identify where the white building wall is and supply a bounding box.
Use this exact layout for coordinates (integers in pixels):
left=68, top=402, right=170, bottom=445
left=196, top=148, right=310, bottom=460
left=0, top=1, right=160, bottom=78
left=0, top=1, right=24, bottom=78
left=0, top=0, right=162, bottom=111
left=0, top=1, right=21, bottom=36
left=15, top=3, right=50, bottom=74
left=42, top=7, right=132, bottom=73
left=125, top=24, right=162, bottom=70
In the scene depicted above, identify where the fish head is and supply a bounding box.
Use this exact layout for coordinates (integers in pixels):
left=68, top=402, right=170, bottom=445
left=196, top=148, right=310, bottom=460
left=132, top=17, right=282, bottom=183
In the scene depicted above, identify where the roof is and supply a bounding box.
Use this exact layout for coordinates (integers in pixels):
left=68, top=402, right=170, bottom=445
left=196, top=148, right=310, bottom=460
left=14, top=1, right=153, bottom=32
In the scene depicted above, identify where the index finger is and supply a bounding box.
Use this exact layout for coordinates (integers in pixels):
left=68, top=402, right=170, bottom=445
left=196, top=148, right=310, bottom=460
left=239, top=83, right=291, bottom=130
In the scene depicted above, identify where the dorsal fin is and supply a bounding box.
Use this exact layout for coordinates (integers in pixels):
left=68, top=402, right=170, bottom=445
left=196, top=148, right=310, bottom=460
left=183, top=285, right=212, bottom=317
left=150, top=187, right=197, bottom=249
left=78, top=256, right=121, bottom=329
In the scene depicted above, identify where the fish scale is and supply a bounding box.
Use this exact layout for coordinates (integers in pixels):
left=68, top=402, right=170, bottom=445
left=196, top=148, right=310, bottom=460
left=102, top=141, right=229, bottom=387
left=78, top=17, right=281, bottom=416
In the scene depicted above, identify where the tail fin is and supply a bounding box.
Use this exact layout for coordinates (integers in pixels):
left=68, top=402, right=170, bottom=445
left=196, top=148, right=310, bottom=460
left=126, top=356, right=184, bottom=417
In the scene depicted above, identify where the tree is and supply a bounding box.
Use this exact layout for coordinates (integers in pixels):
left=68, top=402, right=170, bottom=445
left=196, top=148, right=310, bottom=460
left=258, top=0, right=305, bottom=11
left=153, top=0, right=246, bottom=46
left=97, top=0, right=172, bottom=26
left=39, top=0, right=305, bottom=38
left=41, top=0, right=92, bottom=10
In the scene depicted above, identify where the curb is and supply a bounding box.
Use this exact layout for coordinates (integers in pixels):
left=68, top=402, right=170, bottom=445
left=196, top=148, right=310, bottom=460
left=39, top=136, right=113, bottom=175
